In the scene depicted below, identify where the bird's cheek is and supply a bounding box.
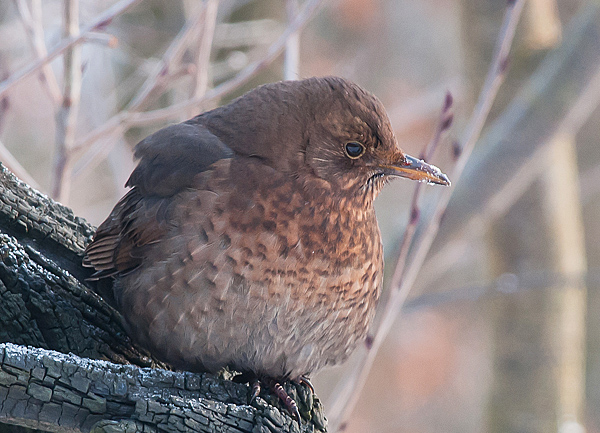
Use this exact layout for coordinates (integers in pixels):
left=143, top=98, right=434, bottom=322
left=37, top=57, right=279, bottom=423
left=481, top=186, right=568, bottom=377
left=305, top=155, right=335, bottom=180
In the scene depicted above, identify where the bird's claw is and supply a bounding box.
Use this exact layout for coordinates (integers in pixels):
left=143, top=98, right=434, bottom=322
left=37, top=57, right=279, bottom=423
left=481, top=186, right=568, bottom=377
left=267, top=379, right=302, bottom=423
left=293, top=375, right=315, bottom=394
left=245, top=376, right=302, bottom=423
left=249, top=378, right=261, bottom=403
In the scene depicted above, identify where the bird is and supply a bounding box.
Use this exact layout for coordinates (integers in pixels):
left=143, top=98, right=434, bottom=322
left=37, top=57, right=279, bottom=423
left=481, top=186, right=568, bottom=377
left=83, top=76, right=449, bottom=421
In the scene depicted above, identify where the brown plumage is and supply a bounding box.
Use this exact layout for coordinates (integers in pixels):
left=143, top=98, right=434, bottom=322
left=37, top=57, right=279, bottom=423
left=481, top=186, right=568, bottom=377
left=84, top=76, right=449, bottom=384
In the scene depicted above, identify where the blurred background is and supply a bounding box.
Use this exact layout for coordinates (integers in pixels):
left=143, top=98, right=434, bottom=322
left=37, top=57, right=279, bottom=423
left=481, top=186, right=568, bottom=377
left=1, top=0, right=599, bottom=432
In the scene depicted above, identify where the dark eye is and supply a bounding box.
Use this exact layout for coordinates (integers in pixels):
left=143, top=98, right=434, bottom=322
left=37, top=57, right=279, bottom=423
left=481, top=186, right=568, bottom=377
left=345, top=141, right=365, bottom=159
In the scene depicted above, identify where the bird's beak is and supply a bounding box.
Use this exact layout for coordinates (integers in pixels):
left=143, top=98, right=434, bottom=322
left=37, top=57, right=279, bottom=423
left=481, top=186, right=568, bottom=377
left=382, top=154, right=451, bottom=186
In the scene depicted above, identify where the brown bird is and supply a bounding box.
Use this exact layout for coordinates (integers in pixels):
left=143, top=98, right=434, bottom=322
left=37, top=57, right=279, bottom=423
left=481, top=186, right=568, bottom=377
left=83, top=76, right=449, bottom=419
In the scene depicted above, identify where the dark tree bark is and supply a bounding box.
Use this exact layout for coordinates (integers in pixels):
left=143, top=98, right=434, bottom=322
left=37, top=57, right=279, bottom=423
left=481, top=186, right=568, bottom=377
left=0, top=164, right=326, bottom=433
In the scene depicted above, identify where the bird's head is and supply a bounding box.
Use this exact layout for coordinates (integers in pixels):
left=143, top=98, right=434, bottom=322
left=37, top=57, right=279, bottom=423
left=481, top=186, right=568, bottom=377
left=203, top=76, right=449, bottom=203
left=301, top=77, right=450, bottom=201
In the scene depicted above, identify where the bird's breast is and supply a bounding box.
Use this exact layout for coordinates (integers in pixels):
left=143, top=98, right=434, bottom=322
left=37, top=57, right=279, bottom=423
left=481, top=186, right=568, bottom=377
left=119, top=158, right=383, bottom=376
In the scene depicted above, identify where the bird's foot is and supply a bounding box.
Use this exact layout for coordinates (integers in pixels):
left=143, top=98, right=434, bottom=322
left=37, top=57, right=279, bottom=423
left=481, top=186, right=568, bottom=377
left=249, top=377, right=261, bottom=403
left=265, top=378, right=302, bottom=423
left=235, top=373, right=311, bottom=423
left=293, top=375, right=315, bottom=394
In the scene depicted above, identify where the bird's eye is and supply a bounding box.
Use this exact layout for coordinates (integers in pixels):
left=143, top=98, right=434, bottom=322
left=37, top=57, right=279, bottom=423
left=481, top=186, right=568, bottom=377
left=345, top=141, right=365, bottom=159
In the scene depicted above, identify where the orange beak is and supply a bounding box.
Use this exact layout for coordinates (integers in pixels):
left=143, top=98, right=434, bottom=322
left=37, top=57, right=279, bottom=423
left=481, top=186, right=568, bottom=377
left=382, top=154, right=450, bottom=186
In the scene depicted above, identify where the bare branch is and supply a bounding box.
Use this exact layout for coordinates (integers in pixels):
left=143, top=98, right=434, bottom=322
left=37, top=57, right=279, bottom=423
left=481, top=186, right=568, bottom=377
left=70, top=1, right=220, bottom=179
left=0, top=0, right=143, bottom=99
left=422, top=50, right=600, bottom=285
left=132, top=0, right=324, bottom=121
left=71, top=0, right=326, bottom=179
left=326, top=1, right=526, bottom=430
left=12, top=0, right=62, bottom=104
left=51, top=0, right=82, bottom=203
left=126, top=2, right=212, bottom=113
left=394, top=0, right=524, bottom=326
left=377, top=90, right=454, bottom=318
left=284, top=0, right=300, bottom=80
left=187, top=0, right=219, bottom=117
left=0, top=139, right=39, bottom=189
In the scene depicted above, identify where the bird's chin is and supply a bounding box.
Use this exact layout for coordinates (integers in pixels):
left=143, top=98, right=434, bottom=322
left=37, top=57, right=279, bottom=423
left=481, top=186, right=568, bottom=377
left=361, top=171, right=389, bottom=198
left=367, top=171, right=386, bottom=185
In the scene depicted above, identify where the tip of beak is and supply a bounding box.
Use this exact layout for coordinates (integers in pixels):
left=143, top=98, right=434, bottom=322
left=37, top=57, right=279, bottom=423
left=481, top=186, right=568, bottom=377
left=434, top=172, right=451, bottom=186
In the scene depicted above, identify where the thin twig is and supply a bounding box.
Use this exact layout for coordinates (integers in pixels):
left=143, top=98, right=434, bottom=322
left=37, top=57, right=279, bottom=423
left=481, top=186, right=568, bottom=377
left=284, top=0, right=300, bottom=80
left=422, top=53, right=600, bottom=285
left=126, top=2, right=211, bottom=113
left=376, top=91, right=453, bottom=317
left=67, top=1, right=216, bottom=180
left=84, top=31, right=119, bottom=47
left=72, top=124, right=126, bottom=184
left=70, top=1, right=218, bottom=178
left=0, top=0, right=143, bottom=99
left=188, top=0, right=219, bottom=117
left=213, top=19, right=282, bottom=49
left=0, top=139, right=40, bottom=189
left=12, top=0, right=62, bottom=104
left=71, top=0, right=326, bottom=178
left=327, top=1, right=525, bottom=430
left=133, top=0, right=323, bottom=119
left=73, top=1, right=219, bottom=182
left=393, top=0, right=524, bottom=340
left=51, top=0, right=82, bottom=203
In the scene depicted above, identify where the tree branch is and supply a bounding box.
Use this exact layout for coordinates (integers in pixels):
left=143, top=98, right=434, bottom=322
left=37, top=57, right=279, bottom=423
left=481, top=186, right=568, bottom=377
left=0, top=0, right=142, bottom=99
left=51, top=0, right=83, bottom=203
left=0, top=342, right=325, bottom=433
left=12, top=0, right=62, bottom=104
left=70, top=0, right=326, bottom=180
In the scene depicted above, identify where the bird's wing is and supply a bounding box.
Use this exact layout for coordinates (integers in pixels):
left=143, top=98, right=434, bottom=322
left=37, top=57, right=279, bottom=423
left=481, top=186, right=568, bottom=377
left=83, top=123, right=233, bottom=277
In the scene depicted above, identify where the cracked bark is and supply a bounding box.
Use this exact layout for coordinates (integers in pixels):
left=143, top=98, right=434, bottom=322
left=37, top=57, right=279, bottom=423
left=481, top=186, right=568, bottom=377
left=0, top=164, right=327, bottom=433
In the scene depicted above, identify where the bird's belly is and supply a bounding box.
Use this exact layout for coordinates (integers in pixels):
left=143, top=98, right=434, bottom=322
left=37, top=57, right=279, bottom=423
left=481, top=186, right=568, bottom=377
left=118, top=253, right=380, bottom=379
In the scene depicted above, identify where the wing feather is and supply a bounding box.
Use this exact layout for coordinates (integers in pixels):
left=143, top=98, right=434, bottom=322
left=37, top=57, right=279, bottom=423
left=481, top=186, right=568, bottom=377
left=83, top=123, right=232, bottom=277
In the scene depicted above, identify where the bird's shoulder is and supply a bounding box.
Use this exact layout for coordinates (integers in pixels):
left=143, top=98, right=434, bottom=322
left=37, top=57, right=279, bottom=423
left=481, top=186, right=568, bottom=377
left=83, top=122, right=234, bottom=277
left=126, top=121, right=233, bottom=196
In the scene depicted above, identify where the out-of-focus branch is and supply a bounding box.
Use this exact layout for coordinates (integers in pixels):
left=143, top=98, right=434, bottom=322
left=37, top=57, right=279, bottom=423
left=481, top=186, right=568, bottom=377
left=129, top=0, right=324, bottom=121
left=327, top=1, right=526, bottom=430
left=375, top=92, right=453, bottom=326
left=284, top=0, right=300, bottom=80
left=0, top=0, right=142, bottom=99
left=541, top=133, right=587, bottom=430
left=525, top=0, right=561, bottom=49
left=0, top=139, right=39, bottom=189
left=69, top=1, right=220, bottom=179
left=126, top=2, right=212, bottom=113
left=71, top=0, right=326, bottom=179
left=12, top=0, right=62, bottom=104
left=51, top=0, right=82, bottom=203
left=188, top=0, right=219, bottom=117
left=420, top=7, right=600, bottom=287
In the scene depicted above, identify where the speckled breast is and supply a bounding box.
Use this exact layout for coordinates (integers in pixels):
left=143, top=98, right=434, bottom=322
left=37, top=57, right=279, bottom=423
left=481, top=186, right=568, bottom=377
left=117, top=159, right=383, bottom=379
